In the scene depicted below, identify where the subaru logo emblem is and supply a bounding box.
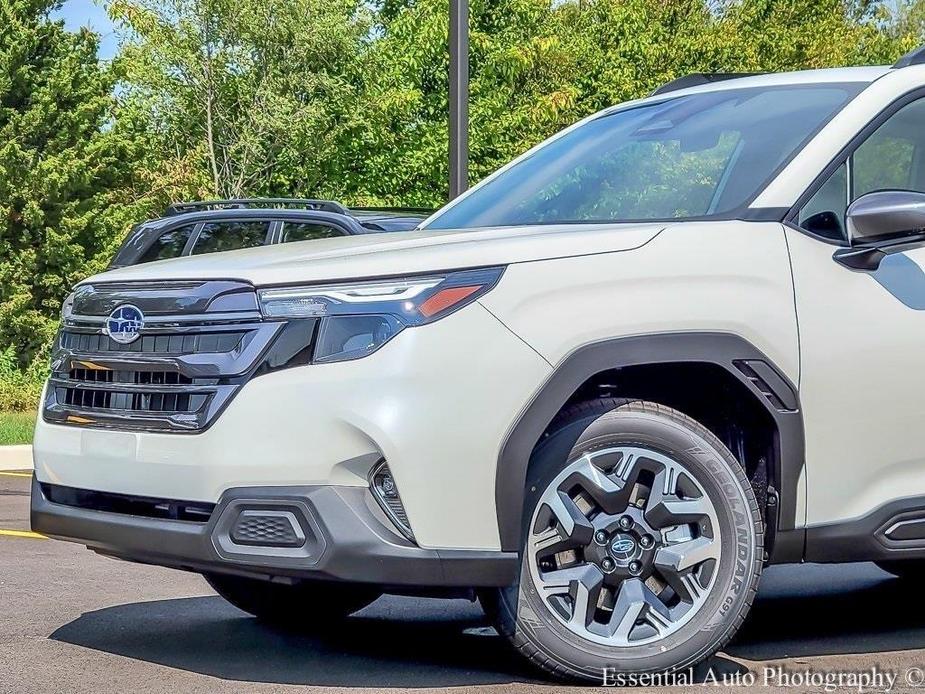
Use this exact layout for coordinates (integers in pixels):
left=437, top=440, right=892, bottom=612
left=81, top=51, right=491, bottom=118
left=105, top=305, right=144, bottom=344
left=610, top=536, right=637, bottom=559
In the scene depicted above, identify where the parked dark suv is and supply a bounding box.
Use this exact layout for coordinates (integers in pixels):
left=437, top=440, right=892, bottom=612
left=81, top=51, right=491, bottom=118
left=110, top=198, right=429, bottom=268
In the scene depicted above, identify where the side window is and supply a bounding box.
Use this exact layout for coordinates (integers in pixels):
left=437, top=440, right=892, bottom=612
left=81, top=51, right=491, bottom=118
left=798, top=98, right=925, bottom=241
left=798, top=164, right=848, bottom=241
left=853, top=116, right=919, bottom=197
left=281, top=222, right=344, bottom=243
left=137, top=225, right=195, bottom=264
left=191, top=221, right=270, bottom=255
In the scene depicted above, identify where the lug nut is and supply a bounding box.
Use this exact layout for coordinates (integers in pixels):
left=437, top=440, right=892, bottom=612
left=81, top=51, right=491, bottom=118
left=619, top=515, right=633, bottom=529
left=594, top=530, right=608, bottom=545
left=601, top=558, right=615, bottom=572
left=629, top=561, right=641, bottom=574
left=640, top=535, right=653, bottom=549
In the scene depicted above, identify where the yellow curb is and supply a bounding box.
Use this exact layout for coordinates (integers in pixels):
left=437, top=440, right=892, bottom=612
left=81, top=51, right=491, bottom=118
left=0, top=471, right=32, bottom=478
left=0, top=529, right=46, bottom=539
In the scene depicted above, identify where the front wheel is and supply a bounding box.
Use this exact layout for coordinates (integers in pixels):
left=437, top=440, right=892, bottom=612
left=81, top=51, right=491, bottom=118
left=205, top=573, right=380, bottom=628
left=485, top=400, right=764, bottom=682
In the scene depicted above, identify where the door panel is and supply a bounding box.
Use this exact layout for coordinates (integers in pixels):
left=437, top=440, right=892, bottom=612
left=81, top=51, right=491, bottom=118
left=789, top=95, right=925, bottom=529
left=787, top=229, right=925, bottom=527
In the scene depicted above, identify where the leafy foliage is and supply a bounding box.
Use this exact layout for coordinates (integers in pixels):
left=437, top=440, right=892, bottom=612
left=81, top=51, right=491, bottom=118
left=109, top=0, right=370, bottom=200
left=0, top=345, right=44, bottom=411
left=0, top=0, right=139, bottom=386
left=350, top=0, right=920, bottom=207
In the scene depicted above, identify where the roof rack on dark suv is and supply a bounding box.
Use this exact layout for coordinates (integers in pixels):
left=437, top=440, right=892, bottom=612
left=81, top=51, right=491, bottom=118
left=109, top=198, right=430, bottom=268
left=164, top=198, right=352, bottom=216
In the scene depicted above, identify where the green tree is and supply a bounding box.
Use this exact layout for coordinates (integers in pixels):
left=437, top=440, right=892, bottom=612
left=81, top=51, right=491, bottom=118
left=109, top=0, right=370, bottom=200
left=348, top=0, right=921, bottom=206
left=342, top=0, right=584, bottom=207
left=0, top=0, right=134, bottom=374
left=889, top=0, right=925, bottom=41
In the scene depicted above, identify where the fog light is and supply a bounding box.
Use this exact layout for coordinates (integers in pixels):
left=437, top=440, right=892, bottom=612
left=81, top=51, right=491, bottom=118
left=381, top=474, right=397, bottom=497
left=369, top=461, right=414, bottom=542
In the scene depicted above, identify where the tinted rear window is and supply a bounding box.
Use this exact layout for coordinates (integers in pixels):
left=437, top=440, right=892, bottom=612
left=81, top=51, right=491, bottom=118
left=137, top=225, right=195, bottom=264
left=191, top=221, right=270, bottom=255
left=281, top=222, right=343, bottom=243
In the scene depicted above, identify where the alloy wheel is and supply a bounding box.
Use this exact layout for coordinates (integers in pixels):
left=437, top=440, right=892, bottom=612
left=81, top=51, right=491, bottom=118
left=527, top=445, right=721, bottom=647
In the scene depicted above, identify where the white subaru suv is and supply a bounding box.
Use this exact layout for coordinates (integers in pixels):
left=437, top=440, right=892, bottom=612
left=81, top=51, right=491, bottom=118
left=32, top=50, right=925, bottom=681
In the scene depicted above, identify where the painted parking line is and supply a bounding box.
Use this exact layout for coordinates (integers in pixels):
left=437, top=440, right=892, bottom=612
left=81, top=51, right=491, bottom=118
left=0, top=529, right=46, bottom=540
left=0, top=471, right=32, bottom=478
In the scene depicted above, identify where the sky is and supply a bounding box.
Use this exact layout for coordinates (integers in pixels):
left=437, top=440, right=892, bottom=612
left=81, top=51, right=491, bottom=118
left=51, top=0, right=119, bottom=60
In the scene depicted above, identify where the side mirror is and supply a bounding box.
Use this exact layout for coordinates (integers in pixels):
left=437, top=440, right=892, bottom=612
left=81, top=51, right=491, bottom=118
left=846, top=190, right=925, bottom=246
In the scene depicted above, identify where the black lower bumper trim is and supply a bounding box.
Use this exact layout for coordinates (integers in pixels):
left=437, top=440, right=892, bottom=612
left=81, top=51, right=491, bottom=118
left=30, top=477, right=517, bottom=588
left=805, top=495, right=925, bottom=563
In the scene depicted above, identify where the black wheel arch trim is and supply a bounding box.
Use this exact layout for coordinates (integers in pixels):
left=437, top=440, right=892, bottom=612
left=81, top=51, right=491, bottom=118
left=495, top=331, right=806, bottom=555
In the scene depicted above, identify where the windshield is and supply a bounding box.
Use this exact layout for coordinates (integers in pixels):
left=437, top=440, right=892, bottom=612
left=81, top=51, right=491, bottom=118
left=425, top=84, right=863, bottom=229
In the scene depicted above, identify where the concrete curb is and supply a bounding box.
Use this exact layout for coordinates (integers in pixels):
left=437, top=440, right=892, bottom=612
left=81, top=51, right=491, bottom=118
left=0, top=445, right=33, bottom=471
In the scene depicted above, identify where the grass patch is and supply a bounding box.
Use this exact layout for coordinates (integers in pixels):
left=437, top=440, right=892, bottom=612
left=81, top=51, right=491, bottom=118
left=0, top=411, right=36, bottom=445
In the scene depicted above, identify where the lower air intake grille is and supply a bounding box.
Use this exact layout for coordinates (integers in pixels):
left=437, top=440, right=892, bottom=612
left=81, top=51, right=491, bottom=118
left=230, top=510, right=306, bottom=547
left=41, top=483, right=215, bottom=522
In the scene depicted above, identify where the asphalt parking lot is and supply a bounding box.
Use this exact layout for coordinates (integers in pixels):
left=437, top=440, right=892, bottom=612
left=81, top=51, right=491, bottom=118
left=3, top=471, right=925, bottom=694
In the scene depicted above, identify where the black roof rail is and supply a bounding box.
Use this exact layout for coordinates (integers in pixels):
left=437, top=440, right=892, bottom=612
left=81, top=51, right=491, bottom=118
left=893, top=46, right=925, bottom=69
left=650, top=73, right=764, bottom=97
left=164, top=198, right=350, bottom=216
left=350, top=206, right=434, bottom=215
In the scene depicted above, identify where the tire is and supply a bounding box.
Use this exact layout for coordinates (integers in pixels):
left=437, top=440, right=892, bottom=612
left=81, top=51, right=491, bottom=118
left=205, top=573, right=381, bottom=628
left=876, top=560, right=925, bottom=579
left=485, top=399, right=763, bottom=682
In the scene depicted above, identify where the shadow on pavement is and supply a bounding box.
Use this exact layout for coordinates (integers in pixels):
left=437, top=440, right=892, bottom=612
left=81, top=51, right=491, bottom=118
left=51, top=595, right=539, bottom=687
left=50, top=593, right=747, bottom=687
left=730, top=563, right=925, bottom=661
left=50, top=564, right=914, bottom=687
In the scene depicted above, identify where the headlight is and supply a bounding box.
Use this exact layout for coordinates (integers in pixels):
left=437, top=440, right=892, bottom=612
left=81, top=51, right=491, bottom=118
left=60, top=291, right=76, bottom=322
left=257, top=267, right=504, bottom=362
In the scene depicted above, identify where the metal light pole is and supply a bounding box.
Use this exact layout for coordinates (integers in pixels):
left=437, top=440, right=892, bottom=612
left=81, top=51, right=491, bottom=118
left=449, top=0, right=469, bottom=199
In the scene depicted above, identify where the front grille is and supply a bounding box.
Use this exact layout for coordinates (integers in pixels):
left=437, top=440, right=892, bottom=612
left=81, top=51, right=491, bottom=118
left=58, top=386, right=205, bottom=414
left=56, top=368, right=208, bottom=416
left=42, top=482, right=215, bottom=522
left=60, top=330, right=246, bottom=355
left=43, top=280, right=292, bottom=433
left=70, top=368, right=195, bottom=385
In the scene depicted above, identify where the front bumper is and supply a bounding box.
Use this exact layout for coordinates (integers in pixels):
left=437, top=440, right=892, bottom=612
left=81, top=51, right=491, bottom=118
left=30, top=477, right=517, bottom=587
left=33, top=302, right=552, bottom=550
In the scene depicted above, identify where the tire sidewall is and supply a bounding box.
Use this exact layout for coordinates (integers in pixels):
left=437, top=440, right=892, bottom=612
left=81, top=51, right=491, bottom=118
left=500, top=404, right=762, bottom=679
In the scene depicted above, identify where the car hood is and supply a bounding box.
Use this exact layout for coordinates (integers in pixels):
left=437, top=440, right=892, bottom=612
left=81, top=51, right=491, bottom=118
left=83, top=223, right=665, bottom=287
